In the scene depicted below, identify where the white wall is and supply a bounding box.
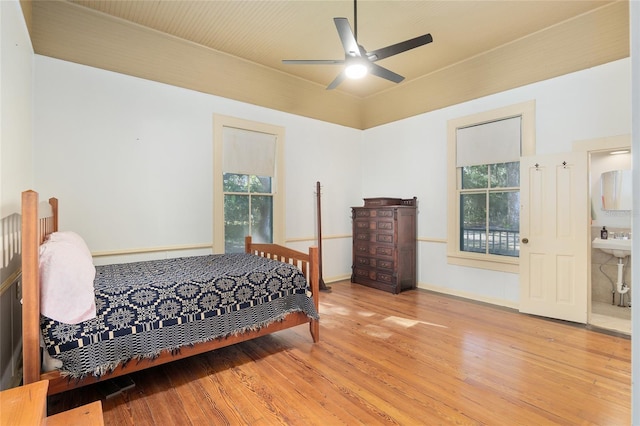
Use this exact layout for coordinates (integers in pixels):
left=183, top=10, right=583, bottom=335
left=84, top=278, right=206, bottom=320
left=363, top=58, right=631, bottom=306
left=1, top=0, right=33, bottom=216
left=33, top=55, right=361, bottom=280
left=34, top=54, right=631, bottom=306
left=0, top=0, right=34, bottom=391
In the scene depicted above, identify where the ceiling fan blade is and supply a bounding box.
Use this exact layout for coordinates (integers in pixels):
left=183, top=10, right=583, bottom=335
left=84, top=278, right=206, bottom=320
left=282, top=59, right=345, bottom=65
left=369, top=63, right=405, bottom=83
left=326, top=71, right=346, bottom=90
left=367, top=33, right=433, bottom=62
left=334, top=17, right=361, bottom=57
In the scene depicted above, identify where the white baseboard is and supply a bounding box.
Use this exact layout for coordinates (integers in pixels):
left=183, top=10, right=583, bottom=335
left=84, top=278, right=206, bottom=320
left=417, top=282, right=519, bottom=310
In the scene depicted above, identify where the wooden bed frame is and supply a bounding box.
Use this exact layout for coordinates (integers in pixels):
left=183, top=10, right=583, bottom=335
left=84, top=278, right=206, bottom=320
left=21, top=190, right=319, bottom=395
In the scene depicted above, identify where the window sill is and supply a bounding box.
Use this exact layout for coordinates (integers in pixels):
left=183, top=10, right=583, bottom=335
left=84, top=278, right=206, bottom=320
left=447, top=252, right=519, bottom=274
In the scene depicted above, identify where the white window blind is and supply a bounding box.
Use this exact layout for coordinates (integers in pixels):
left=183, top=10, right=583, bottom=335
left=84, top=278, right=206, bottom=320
left=456, top=116, right=521, bottom=167
left=223, top=127, right=277, bottom=176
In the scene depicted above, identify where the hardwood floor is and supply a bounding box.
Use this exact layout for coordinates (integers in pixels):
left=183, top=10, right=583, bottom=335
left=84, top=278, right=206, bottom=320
left=48, top=281, right=631, bottom=425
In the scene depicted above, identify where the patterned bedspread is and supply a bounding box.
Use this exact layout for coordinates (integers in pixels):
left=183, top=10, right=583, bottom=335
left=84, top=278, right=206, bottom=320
left=40, top=253, right=319, bottom=378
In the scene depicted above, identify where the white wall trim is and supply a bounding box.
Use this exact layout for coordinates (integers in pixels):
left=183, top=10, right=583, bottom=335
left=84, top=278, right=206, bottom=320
left=417, top=282, right=519, bottom=310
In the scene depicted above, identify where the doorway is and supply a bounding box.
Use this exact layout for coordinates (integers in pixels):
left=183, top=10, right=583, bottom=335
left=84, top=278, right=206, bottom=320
left=589, top=146, right=632, bottom=334
left=519, top=135, right=632, bottom=334
left=579, top=135, right=632, bottom=335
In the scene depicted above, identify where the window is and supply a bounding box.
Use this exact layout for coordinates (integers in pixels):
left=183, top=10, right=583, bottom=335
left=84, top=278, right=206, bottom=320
left=447, top=101, right=535, bottom=273
left=223, top=173, right=273, bottom=252
left=460, top=161, right=520, bottom=257
left=213, top=115, right=285, bottom=253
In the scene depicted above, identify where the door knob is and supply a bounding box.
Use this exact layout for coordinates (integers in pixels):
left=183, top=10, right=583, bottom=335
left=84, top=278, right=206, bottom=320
left=522, top=238, right=529, bottom=244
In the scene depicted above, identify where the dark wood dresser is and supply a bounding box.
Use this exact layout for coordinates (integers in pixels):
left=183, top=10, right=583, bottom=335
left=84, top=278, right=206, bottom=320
left=351, top=197, right=417, bottom=294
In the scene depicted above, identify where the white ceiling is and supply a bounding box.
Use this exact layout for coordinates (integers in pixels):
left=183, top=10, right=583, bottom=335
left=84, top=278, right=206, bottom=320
left=25, top=0, right=629, bottom=128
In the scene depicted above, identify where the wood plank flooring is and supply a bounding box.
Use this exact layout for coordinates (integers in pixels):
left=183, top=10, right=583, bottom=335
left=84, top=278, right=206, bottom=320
left=47, top=281, right=631, bottom=425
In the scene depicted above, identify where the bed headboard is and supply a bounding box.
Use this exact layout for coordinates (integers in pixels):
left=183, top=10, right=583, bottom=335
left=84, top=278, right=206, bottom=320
left=21, top=190, right=58, bottom=385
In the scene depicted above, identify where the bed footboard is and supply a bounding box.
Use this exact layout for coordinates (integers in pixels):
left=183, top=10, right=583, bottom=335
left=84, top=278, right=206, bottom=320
left=245, top=236, right=320, bottom=342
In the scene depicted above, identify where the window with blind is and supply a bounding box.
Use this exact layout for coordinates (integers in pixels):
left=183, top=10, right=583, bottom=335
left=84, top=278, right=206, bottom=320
left=222, top=127, right=277, bottom=252
left=446, top=101, right=535, bottom=272
left=213, top=115, right=285, bottom=254
left=457, top=117, right=521, bottom=257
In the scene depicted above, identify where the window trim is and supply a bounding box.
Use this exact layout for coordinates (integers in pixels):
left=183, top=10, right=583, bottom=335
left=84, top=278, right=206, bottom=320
left=213, top=115, right=285, bottom=253
left=446, top=101, right=536, bottom=273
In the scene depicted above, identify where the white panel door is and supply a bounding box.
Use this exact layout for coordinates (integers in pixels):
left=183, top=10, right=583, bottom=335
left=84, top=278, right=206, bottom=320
left=519, top=151, right=588, bottom=323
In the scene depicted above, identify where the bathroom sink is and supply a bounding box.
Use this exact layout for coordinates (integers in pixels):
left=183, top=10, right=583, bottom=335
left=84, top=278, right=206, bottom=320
left=592, top=238, right=632, bottom=258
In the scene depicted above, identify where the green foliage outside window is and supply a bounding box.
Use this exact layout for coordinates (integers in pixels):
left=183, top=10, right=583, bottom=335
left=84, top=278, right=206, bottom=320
left=223, top=173, right=273, bottom=253
left=460, top=162, right=520, bottom=257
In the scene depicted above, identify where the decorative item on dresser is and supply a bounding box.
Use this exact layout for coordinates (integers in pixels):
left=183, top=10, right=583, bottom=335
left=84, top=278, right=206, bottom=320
left=351, top=197, right=417, bottom=294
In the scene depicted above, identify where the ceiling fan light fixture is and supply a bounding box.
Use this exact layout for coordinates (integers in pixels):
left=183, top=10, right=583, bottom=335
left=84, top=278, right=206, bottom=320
left=282, top=0, right=433, bottom=89
left=345, top=62, right=368, bottom=79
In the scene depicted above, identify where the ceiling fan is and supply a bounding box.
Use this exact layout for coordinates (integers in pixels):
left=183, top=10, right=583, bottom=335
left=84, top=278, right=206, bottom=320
left=282, top=0, right=433, bottom=90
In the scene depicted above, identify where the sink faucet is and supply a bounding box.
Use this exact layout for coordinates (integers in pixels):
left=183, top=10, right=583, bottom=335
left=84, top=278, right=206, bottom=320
left=610, top=232, right=632, bottom=239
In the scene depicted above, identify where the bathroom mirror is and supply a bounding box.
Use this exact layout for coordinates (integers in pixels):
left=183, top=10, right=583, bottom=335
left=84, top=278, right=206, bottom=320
left=601, top=169, right=632, bottom=211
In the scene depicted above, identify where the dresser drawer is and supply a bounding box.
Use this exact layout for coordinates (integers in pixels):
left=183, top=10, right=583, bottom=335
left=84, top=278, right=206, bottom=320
left=354, top=209, right=395, bottom=219
left=374, top=209, right=394, bottom=218
left=352, top=267, right=396, bottom=285
left=355, top=233, right=370, bottom=244
left=354, top=255, right=394, bottom=271
left=375, top=233, right=394, bottom=243
left=354, top=218, right=395, bottom=232
left=354, top=219, right=371, bottom=229
left=354, top=242, right=394, bottom=258
left=375, top=219, right=394, bottom=231
left=354, top=231, right=395, bottom=244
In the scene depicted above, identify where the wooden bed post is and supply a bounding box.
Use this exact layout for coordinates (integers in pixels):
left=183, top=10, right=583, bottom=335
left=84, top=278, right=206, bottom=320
left=308, top=245, right=320, bottom=342
left=315, top=181, right=331, bottom=292
left=21, top=190, right=41, bottom=385
left=49, top=197, right=58, bottom=235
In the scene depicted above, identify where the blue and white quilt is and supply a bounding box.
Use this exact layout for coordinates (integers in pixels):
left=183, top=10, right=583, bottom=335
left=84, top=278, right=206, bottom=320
left=40, top=253, right=319, bottom=378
